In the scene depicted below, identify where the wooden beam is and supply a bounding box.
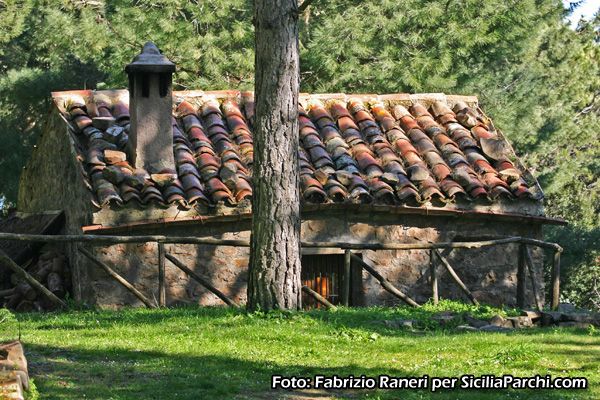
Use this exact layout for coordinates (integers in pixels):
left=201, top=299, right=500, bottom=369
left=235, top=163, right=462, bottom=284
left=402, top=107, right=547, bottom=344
left=518, top=238, right=563, bottom=252
left=298, top=0, right=316, bottom=13
left=517, top=244, right=527, bottom=309
left=350, top=253, right=420, bottom=307
left=165, top=253, right=238, bottom=307
left=551, top=250, right=561, bottom=310
left=430, top=250, right=438, bottom=305
left=0, top=232, right=563, bottom=253
left=0, top=232, right=251, bottom=246
left=432, top=249, right=478, bottom=306
left=0, top=248, right=69, bottom=312
left=77, top=244, right=156, bottom=309
left=522, top=245, right=544, bottom=312
left=324, top=237, right=522, bottom=250
left=301, top=285, right=337, bottom=310
left=0, top=232, right=523, bottom=249
left=158, top=242, right=166, bottom=307
left=343, top=250, right=351, bottom=307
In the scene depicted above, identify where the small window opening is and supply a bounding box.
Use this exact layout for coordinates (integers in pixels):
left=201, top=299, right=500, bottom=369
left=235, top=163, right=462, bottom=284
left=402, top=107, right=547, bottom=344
left=159, top=73, right=171, bottom=98
left=301, top=254, right=350, bottom=309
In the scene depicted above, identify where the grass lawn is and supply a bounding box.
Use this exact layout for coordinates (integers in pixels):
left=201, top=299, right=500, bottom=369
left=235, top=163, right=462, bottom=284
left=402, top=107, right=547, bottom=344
left=2, top=302, right=599, bottom=399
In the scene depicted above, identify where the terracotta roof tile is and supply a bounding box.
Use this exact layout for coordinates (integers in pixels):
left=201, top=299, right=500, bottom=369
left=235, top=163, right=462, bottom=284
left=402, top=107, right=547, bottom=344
left=54, top=90, right=542, bottom=213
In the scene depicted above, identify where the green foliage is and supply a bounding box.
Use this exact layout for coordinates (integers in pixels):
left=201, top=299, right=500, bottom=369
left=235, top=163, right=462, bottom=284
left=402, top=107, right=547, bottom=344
left=0, top=0, right=254, bottom=202
left=300, top=0, right=557, bottom=94
left=491, top=342, right=539, bottom=366
left=0, top=308, right=18, bottom=341
left=24, top=379, right=39, bottom=400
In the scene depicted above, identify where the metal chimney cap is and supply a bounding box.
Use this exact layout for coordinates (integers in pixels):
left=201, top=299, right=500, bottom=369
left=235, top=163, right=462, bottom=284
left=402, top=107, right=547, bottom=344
left=125, top=42, right=175, bottom=74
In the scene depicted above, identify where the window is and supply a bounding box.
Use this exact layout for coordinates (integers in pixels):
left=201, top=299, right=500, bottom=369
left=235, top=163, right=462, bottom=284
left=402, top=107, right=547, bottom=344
left=301, top=254, right=347, bottom=309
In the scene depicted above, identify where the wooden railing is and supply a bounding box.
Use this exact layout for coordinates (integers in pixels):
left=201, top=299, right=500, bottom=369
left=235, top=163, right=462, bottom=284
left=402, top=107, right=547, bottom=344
left=0, top=232, right=563, bottom=311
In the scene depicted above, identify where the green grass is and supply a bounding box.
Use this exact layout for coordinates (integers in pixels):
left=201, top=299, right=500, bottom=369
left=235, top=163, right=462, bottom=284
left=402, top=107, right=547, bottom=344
left=2, top=302, right=599, bottom=399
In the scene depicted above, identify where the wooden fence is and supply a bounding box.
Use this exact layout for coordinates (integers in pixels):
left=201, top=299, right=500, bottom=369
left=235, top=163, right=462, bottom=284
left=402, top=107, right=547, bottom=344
left=0, top=232, right=563, bottom=311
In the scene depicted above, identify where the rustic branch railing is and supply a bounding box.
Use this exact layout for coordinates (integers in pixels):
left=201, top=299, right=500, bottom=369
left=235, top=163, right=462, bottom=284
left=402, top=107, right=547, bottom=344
left=77, top=244, right=156, bottom=309
left=0, top=232, right=564, bottom=310
left=350, top=253, right=420, bottom=307
left=302, top=285, right=337, bottom=310
left=432, top=249, right=479, bottom=306
left=165, top=253, right=239, bottom=307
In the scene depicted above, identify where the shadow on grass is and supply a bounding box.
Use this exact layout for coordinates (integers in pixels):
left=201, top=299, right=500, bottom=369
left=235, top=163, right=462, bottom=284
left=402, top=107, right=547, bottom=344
left=25, top=339, right=597, bottom=400
left=15, top=307, right=600, bottom=399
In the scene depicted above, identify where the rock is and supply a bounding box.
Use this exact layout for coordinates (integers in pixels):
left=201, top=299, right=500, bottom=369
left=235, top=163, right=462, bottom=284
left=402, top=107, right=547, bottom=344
left=490, top=314, right=514, bottom=328
left=335, top=171, right=354, bottom=186
left=0, top=376, right=23, bottom=400
left=408, top=165, right=430, bottom=182
left=434, top=310, right=456, bottom=317
left=430, top=315, right=462, bottom=326
left=380, top=320, right=416, bottom=329
left=561, top=313, right=600, bottom=326
left=455, top=109, right=478, bottom=128
left=103, top=149, right=127, bottom=164
left=151, top=173, right=177, bottom=188
left=502, top=319, right=515, bottom=329
left=558, top=321, right=592, bottom=329
left=490, top=314, right=505, bottom=326
left=92, top=116, right=115, bottom=131
left=479, top=324, right=514, bottom=332
left=521, top=310, right=542, bottom=321
left=380, top=172, right=399, bottom=185
left=455, top=325, right=479, bottom=333
left=557, top=303, right=577, bottom=313
left=0, top=341, right=29, bottom=391
left=507, top=316, right=533, bottom=329
left=103, top=125, right=126, bottom=143
left=102, top=165, right=126, bottom=185
left=541, top=311, right=563, bottom=327
left=124, top=174, right=146, bottom=190
left=220, top=165, right=239, bottom=191
left=463, top=313, right=488, bottom=328
left=315, top=168, right=329, bottom=185
left=480, top=138, right=508, bottom=161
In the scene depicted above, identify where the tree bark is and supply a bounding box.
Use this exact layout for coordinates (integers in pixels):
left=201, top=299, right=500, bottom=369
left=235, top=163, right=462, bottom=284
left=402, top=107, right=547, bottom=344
left=247, top=0, right=302, bottom=311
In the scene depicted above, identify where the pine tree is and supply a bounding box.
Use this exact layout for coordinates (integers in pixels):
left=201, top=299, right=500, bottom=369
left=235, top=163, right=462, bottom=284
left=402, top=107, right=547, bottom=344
left=247, top=0, right=302, bottom=311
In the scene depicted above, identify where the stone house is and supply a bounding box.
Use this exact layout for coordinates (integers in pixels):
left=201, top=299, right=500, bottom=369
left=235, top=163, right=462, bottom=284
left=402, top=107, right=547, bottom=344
left=17, top=43, right=564, bottom=309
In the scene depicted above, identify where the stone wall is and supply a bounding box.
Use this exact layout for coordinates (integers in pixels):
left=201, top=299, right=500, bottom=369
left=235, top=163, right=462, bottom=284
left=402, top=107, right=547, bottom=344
left=77, top=210, right=544, bottom=309
left=17, top=106, right=96, bottom=303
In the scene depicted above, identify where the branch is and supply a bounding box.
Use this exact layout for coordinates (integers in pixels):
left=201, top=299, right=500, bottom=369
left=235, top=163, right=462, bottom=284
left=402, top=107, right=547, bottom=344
left=298, top=0, right=316, bottom=13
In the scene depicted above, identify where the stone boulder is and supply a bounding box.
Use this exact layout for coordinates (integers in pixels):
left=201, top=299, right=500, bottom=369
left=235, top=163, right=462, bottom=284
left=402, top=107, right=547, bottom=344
left=0, top=341, right=29, bottom=400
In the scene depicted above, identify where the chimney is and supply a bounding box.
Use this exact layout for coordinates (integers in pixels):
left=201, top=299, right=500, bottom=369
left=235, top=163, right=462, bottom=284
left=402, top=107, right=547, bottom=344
left=125, top=42, right=176, bottom=174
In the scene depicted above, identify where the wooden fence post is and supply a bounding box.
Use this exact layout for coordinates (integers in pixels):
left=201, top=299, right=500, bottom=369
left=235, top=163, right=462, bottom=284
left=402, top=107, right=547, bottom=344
left=517, top=244, right=527, bottom=309
left=551, top=250, right=561, bottom=310
left=522, top=245, right=543, bottom=312
left=430, top=250, right=438, bottom=305
left=158, top=242, right=166, bottom=307
left=343, top=250, right=351, bottom=307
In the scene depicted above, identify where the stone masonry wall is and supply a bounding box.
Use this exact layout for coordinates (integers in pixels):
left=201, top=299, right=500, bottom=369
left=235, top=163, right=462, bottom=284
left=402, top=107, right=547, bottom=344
left=79, top=210, right=544, bottom=309
left=17, top=105, right=96, bottom=303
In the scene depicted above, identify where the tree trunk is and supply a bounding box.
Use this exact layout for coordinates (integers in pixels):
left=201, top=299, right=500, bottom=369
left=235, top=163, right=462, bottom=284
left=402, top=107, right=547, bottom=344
left=247, top=0, right=301, bottom=311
